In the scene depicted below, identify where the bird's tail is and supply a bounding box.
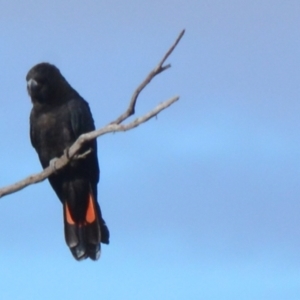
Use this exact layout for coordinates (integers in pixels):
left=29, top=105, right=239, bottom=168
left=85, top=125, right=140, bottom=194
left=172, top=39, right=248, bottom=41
left=63, top=191, right=109, bottom=261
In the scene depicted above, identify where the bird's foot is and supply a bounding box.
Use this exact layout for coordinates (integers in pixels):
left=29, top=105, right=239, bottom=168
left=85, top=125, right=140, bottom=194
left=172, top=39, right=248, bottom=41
left=74, top=148, right=92, bottom=160
left=49, top=157, right=59, bottom=173
left=64, top=147, right=70, bottom=159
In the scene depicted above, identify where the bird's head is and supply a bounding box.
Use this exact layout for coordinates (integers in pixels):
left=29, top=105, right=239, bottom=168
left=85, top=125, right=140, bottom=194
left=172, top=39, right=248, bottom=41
left=26, top=62, right=70, bottom=104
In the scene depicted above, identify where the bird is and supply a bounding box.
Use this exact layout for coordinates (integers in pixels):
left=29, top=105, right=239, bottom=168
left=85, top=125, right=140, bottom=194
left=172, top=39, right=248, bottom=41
left=27, top=62, right=109, bottom=261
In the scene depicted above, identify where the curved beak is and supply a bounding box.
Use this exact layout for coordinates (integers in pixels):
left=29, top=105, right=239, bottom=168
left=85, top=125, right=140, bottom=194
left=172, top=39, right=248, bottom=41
left=27, top=78, right=39, bottom=95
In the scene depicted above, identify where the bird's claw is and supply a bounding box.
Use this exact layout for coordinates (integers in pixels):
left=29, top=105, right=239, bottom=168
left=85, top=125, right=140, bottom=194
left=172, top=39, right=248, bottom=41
left=74, top=148, right=92, bottom=160
left=64, top=148, right=70, bottom=159
left=49, top=157, right=58, bottom=172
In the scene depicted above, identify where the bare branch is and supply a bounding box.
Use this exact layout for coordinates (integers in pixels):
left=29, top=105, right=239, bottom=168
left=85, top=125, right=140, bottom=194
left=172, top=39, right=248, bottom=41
left=74, top=148, right=92, bottom=160
left=157, top=29, right=185, bottom=68
left=0, top=96, right=179, bottom=198
left=111, top=29, right=185, bottom=125
left=0, top=29, right=185, bottom=199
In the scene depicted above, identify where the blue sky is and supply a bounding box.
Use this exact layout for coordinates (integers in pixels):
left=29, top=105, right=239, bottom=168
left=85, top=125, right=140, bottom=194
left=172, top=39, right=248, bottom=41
left=0, top=0, right=300, bottom=299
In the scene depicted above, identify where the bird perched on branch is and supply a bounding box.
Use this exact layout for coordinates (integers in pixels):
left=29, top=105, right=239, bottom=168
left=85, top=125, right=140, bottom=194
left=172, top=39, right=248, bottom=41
left=27, top=62, right=109, bottom=261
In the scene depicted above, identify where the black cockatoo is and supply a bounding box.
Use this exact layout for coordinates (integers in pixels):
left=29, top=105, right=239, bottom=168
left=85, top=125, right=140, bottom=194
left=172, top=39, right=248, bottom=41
left=27, top=63, right=109, bottom=261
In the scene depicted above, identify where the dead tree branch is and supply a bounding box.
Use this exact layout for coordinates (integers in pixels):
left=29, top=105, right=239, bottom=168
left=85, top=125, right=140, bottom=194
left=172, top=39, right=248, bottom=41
left=0, top=29, right=185, bottom=198
left=112, top=29, right=185, bottom=125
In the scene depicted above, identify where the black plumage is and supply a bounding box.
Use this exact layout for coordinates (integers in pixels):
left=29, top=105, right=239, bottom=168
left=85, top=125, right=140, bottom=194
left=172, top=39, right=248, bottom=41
left=27, top=62, right=109, bottom=260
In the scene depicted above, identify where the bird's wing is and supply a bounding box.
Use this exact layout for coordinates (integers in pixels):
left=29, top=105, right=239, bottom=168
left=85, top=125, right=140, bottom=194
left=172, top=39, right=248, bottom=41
left=67, top=97, right=96, bottom=136
left=29, top=111, right=37, bottom=149
left=67, top=97, right=100, bottom=183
